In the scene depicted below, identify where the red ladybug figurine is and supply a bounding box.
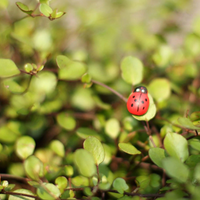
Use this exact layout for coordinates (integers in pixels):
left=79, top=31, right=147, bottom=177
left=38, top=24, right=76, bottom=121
left=127, top=86, right=149, bottom=116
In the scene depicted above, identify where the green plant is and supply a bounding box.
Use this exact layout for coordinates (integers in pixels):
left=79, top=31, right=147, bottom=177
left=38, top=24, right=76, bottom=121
left=0, top=0, right=200, bottom=200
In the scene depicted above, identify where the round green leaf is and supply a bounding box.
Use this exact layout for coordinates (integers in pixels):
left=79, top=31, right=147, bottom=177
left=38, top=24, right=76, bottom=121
left=55, top=176, right=68, bottom=193
left=148, top=78, right=171, bottom=102
left=120, top=56, right=143, bottom=85
left=4, top=79, right=24, bottom=93
left=152, top=45, right=173, bottom=67
left=16, top=136, right=35, bottom=160
left=178, top=117, right=200, bottom=130
left=24, top=156, right=43, bottom=180
left=162, top=157, right=189, bottom=183
left=132, top=93, right=157, bottom=121
left=63, top=165, right=74, bottom=177
left=118, top=143, right=141, bottom=155
left=37, top=183, right=61, bottom=200
left=71, top=87, right=95, bottom=111
left=74, top=149, right=96, bottom=177
left=0, top=124, right=19, bottom=143
left=39, top=3, right=52, bottom=17
left=0, top=59, right=20, bottom=77
left=30, top=71, right=57, bottom=94
left=164, top=132, right=189, bottom=162
left=76, top=127, right=101, bottom=141
left=83, top=136, right=105, bottom=165
left=188, top=139, right=200, bottom=152
left=50, top=140, right=65, bottom=157
left=149, top=147, right=167, bottom=168
left=113, top=178, right=129, bottom=194
left=8, top=189, right=35, bottom=200
left=105, top=118, right=120, bottom=139
left=24, top=63, right=33, bottom=73
left=56, top=112, right=76, bottom=131
left=57, top=55, right=86, bottom=80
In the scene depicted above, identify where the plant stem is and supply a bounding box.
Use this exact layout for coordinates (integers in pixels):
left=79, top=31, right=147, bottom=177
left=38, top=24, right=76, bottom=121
left=91, top=80, right=127, bottom=103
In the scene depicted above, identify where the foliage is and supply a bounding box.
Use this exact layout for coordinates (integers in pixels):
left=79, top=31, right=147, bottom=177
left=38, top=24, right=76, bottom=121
left=0, top=0, right=200, bottom=200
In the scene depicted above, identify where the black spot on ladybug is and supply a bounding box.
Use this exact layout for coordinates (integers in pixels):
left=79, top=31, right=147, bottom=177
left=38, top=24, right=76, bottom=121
left=131, top=104, right=133, bottom=107
left=141, top=101, right=144, bottom=104
left=132, top=96, right=135, bottom=98
left=134, top=99, right=137, bottom=102
left=145, top=99, right=147, bottom=101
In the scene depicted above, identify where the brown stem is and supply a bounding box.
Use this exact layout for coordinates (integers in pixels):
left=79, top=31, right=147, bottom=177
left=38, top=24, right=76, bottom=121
left=1, top=191, right=39, bottom=199
left=91, top=80, right=127, bottom=103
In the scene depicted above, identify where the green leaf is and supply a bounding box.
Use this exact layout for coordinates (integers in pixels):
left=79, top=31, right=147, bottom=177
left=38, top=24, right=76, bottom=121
left=149, top=147, right=167, bottom=168
left=55, top=176, right=68, bottom=193
left=194, top=163, right=200, bottom=182
left=0, top=0, right=8, bottom=9
left=81, top=73, right=92, bottom=83
left=118, top=143, right=141, bottom=155
left=83, top=136, right=105, bottom=165
left=0, top=124, right=19, bottom=143
left=148, top=78, right=171, bottom=102
left=50, top=140, right=65, bottom=157
left=152, top=45, right=173, bottom=67
left=56, top=112, right=76, bottom=131
left=185, top=155, right=200, bottom=168
left=57, top=55, right=86, bottom=80
left=8, top=189, right=35, bottom=200
left=16, top=136, right=35, bottom=160
left=93, top=96, right=111, bottom=110
left=132, top=93, right=157, bottom=121
left=55, top=11, right=66, bottom=19
left=76, top=127, right=102, bottom=141
left=178, top=117, right=200, bottom=130
left=74, top=149, right=96, bottom=177
left=113, top=178, right=129, bottom=194
left=24, top=156, right=43, bottom=180
left=39, top=0, right=50, bottom=4
left=105, top=118, right=120, bottom=139
left=37, top=183, right=61, bottom=200
left=39, top=3, right=53, bottom=17
left=50, top=9, right=66, bottom=20
left=164, top=132, right=189, bottom=162
left=120, top=56, right=143, bottom=85
left=16, top=2, right=33, bottom=15
left=162, top=157, right=189, bottom=183
left=188, top=139, right=200, bottom=152
left=71, top=87, right=95, bottom=111
left=3, top=79, right=24, bottom=93
left=190, top=111, right=200, bottom=122
left=0, top=59, right=20, bottom=77
left=30, top=71, right=57, bottom=94
left=24, top=63, right=33, bottom=73
left=63, top=165, right=74, bottom=177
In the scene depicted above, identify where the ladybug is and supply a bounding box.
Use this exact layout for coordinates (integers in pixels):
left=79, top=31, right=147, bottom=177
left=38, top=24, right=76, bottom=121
left=127, top=86, right=149, bottom=116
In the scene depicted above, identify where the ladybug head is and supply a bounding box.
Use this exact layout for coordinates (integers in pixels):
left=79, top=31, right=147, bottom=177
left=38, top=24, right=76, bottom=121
left=134, top=86, right=148, bottom=94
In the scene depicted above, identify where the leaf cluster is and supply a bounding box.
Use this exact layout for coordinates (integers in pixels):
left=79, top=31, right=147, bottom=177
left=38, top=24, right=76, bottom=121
left=0, top=0, right=200, bottom=200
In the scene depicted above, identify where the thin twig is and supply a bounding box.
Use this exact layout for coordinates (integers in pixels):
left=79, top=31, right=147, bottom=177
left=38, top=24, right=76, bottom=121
left=91, top=80, right=127, bottom=103
left=1, top=191, right=39, bottom=199
left=0, top=174, right=30, bottom=182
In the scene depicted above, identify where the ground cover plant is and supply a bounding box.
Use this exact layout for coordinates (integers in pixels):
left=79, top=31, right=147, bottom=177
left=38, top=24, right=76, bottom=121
left=0, top=0, right=200, bottom=199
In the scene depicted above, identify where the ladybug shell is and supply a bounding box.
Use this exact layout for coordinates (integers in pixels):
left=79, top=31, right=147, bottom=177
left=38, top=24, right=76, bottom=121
left=127, top=86, right=150, bottom=116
